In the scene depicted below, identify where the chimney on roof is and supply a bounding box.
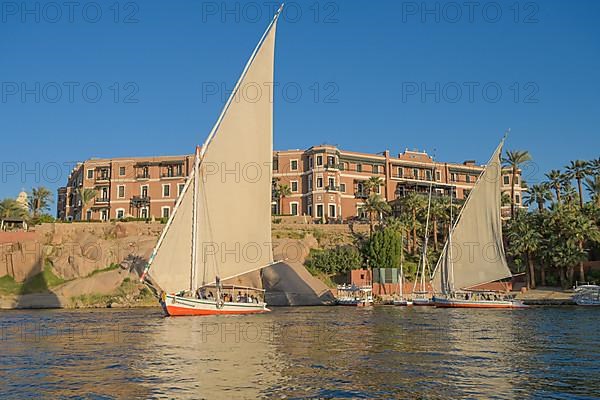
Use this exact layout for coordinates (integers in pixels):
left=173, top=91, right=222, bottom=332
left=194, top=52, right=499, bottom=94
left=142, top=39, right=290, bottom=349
left=463, top=160, right=476, bottom=166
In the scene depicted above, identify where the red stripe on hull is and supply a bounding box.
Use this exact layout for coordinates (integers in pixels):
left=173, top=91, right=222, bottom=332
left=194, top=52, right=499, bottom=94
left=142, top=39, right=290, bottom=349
left=165, top=304, right=268, bottom=316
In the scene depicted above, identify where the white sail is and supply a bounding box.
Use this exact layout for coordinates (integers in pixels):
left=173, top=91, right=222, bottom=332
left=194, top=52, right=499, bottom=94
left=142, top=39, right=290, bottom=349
left=195, top=17, right=277, bottom=286
left=147, top=174, right=196, bottom=293
left=146, top=9, right=280, bottom=293
left=432, top=140, right=512, bottom=292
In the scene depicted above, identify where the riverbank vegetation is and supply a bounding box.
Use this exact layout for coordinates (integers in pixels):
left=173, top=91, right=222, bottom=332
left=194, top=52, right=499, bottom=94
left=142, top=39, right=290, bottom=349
left=304, top=153, right=600, bottom=289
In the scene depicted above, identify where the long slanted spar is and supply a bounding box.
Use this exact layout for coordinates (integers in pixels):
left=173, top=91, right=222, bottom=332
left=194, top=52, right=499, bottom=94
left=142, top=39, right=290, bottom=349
left=430, top=137, right=527, bottom=309
left=140, top=5, right=284, bottom=316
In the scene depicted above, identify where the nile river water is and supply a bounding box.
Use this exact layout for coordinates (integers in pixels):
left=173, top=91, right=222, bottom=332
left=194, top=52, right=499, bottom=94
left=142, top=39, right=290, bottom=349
left=1, top=306, right=599, bottom=399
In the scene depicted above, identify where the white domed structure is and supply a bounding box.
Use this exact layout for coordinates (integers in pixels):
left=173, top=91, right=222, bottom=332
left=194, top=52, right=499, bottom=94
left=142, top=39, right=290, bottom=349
left=16, top=190, right=29, bottom=211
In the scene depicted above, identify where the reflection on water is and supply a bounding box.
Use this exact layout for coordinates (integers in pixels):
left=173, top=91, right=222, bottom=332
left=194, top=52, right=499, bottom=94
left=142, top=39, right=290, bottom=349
left=1, top=306, right=599, bottom=399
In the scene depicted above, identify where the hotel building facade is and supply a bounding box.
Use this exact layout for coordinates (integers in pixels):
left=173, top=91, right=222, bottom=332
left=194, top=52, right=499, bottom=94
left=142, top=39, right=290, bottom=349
left=273, top=145, right=524, bottom=221
left=57, top=146, right=524, bottom=221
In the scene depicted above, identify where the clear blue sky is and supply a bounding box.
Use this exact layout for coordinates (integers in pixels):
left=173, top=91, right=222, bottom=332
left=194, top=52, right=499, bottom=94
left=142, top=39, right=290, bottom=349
left=1, top=0, right=599, bottom=204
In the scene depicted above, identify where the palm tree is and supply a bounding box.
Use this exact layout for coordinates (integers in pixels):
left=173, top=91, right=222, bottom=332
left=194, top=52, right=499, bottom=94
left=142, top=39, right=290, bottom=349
left=565, top=160, right=590, bottom=208
left=274, top=183, right=292, bottom=215
left=588, top=157, right=600, bottom=176
left=363, top=194, right=391, bottom=235
left=400, top=193, right=427, bottom=255
left=77, top=188, right=97, bottom=220
left=28, top=187, right=53, bottom=217
left=545, top=169, right=563, bottom=204
left=584, top=176, right=600, bottom=207
left=506, top=211, right=542, bottom=289
left=364, top=176, right=384, bottom=196
left=501, top=192, right=512, bottom=207
left=0, top=199, right=28, bottom=219
left=429, top=197, right=448, bottom=251
left=502, top=150, right=531, bottom=218
left=524, top=183, right=553, bottom=211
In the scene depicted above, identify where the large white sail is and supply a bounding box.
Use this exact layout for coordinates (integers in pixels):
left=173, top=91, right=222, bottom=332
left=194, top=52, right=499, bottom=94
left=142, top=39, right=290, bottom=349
left=195, top=17, right=277, bottom=286
left=145, top=10, right=280, bottom=293
left=147, top=175, right=196, bottom=293
left=431, top=140, right=512, bottom=292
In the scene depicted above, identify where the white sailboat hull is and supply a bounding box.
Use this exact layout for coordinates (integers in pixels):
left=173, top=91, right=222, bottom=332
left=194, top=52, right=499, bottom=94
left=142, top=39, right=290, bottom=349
left=433, top=296, right=527, bottom=309
left=393, top=299, right=413, bottom=306
left=162, top=294, right=270, bottom=316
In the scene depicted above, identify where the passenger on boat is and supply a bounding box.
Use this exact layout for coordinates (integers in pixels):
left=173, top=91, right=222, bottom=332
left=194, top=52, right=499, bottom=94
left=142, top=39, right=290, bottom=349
left=207, top=291, right=214, bottom=300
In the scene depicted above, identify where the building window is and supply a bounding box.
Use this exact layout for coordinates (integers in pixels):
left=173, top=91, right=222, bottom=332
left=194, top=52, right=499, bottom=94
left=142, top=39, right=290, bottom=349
left=308, top=205, right=312, bottom=216
left=290, top=202, right=298, bottom=216
left=503, top=176, right=510, bottom=185
left=372, top=165, right=379, bottom=173
left=466, top=175, right=471, bottom=183
left=116, top=209, right=125, bottom=219
left=290, top=160, right=298, bottom=171
left=118, top=185, right=125, bottom=198
left=141, top=208, right=148, bottom=219
left=413, top=168, right=419, bottom=179
left=328, top=177, right=335, bottom=189
left=436, top=171, right=441, bottom=181
left=327, top=156, right=336, bottom=167
left=317, top=177, right=323, bottom=188
left=163, top=184, right=170, bottom=197
left=309, top=157, right=313, bottom=168
left=340, top=183, right=346, bottom=193
left=273, top=157, right=279, bottom=171
left=87, top=169, right=94, bottom=179
left=515, top=194, right=521, bottom=204
left=119, top=166, right=126, bottom=176
left=316, top=155, right=323, bottom=166
left=451, top=173, right=457, bottom=182
left=357, top=164, right=362, bottom=172
left=141, top=185, right=149, bottom=198
left=101, top=210, right=108, bottom=221
left=515, top=176, right=519, bottom=185
left=329, top=204, right=336, bottom=218
left=426, top=170, right=432, bottom=181
left=291, top=181, right=298, bottom=192
left=308, top=177, right=313, bottom=191
left=316, top=204, right=324, bottom=218
left=397, top=167, right=403, bottom=178
left=86, top=210, right=92, bottom=221
left=162, top=207, right=170, bottom=218
left=178, top=183, right=185, bottom=196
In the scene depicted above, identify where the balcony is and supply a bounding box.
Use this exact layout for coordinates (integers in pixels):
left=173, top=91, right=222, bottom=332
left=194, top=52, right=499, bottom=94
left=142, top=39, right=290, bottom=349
left=136, top=173, right=150, bottom=180
left=161, top=172, right=184, bottom=179
left=95, top=175, right=110, bottom=183
left=354, top=191, right=368, bottom=199
left=130, top=196, right=151, bottom=208
left=324, top=163, right=340, bottom=170
left=94, top=197, right=109, bottom=205
left=325, top=185, right=340, bottom=192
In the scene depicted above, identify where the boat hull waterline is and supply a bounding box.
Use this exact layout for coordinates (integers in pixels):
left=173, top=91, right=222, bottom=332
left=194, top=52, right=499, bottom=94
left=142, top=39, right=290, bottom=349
left=433, top=297, right=528, bottom=309
left=162, top=294, right=270, bottom=316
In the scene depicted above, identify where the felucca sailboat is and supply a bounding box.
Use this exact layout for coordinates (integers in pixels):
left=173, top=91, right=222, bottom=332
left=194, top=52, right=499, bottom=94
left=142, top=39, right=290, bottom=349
left=140, top=6, right=284, bottom=316
left=431, top=137, right=527, bottom=309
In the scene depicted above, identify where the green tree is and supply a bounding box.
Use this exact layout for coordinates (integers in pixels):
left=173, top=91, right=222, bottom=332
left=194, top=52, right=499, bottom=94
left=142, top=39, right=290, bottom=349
left=524, top=183, right=553, bottom=211
left=305, top=245, right=363, bottom=276
left=584, top=175, right=600, bottom=207
left=363, top=193, right=392, bottom=235
left=0, top=199, right=28, bottom=219
left=566, top=160, right=590, bottom=208
left=28, top=187, right=53, bottom=217
left=77, top=188, right=98, bottom=220
left=506, top=211, right=542, bottom=288
left=545, top=169, right=563, bottom=204
left=275, top=183, right=292, bottom=215
left=399, top=192, right=427, bottom=255
left=365, top=226, right=402, bottom=269
left=364, top=176, right=384, bottom=196
left=502, top=150, right=531, bottom=218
